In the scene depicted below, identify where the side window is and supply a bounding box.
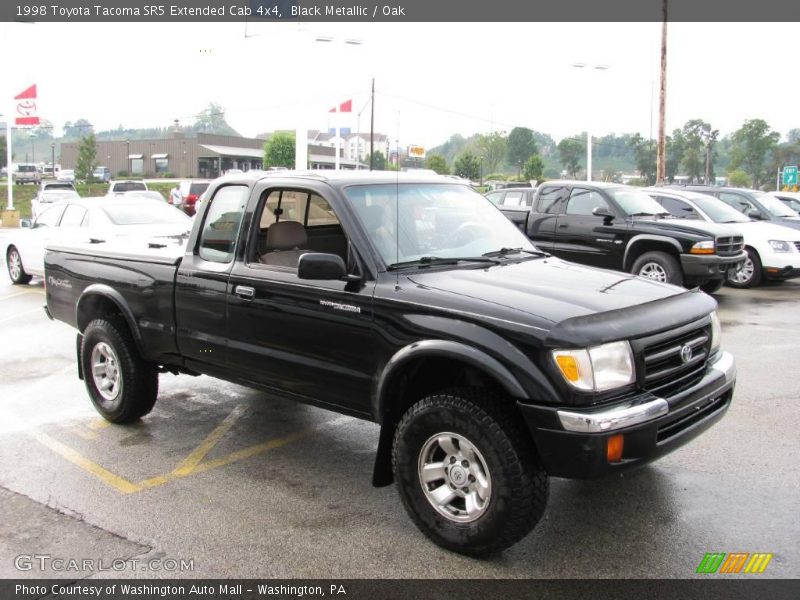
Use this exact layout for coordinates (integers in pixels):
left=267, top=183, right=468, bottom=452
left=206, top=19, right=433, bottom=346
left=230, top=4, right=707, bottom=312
left=658, top=196, right=699, bottom=219
left=536, top=186, right=568, bottom=214
left=719, top=192, right=753, bottom=214
left=307, top=195, right=340, bottom=227
left=502, top=191, right=524, bottom=207
left=485, top=191, right=504, bottom=205
left=198, top=185, right=248, bottom=263
left=565, top=188, right=609, bottom=216
left=34, top=205, right=66, bottom=228
left=60, top=205, right=88, bottom=227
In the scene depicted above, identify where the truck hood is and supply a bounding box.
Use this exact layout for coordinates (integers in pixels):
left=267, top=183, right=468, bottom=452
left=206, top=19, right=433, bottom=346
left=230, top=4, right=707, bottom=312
left=634, top=218, right=742, bottom=238
left=406, top=256, right=696, bottom=334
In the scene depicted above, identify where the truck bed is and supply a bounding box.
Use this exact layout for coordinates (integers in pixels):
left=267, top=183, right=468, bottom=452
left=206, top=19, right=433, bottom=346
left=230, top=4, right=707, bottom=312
left=45, top=240, right=184, bottom=364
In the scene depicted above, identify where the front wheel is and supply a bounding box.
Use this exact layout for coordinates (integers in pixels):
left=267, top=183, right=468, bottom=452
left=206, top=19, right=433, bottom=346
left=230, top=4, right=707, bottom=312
left=80, top=317, right=158, bottom=423
left=392, top=388, right=548, bottom=556
left=6, top=246, right=32, bottom=285
left=726, top=248, right=762, bottom=288
left=699, top=279, right=724, bottom=294
left=631, top=251, right=684, bottom=287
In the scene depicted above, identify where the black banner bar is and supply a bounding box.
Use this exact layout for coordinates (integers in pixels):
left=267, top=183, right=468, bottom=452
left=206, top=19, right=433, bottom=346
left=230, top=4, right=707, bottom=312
left=3, top=0, right=800, bottom=23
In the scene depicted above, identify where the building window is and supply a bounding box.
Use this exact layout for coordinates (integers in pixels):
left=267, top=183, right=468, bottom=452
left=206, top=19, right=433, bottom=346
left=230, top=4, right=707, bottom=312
left=130, top=158, right=144, bottom=175
left=155, top=158, right=169, bottom=174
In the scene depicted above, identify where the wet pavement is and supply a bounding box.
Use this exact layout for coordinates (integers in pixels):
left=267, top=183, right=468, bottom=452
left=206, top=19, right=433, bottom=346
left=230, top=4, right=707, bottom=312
left=0, top=265, right=797, bottom=578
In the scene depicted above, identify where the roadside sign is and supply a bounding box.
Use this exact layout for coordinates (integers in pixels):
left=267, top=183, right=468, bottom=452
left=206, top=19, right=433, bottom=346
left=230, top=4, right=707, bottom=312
left=783, top=166, right=798, bottom=186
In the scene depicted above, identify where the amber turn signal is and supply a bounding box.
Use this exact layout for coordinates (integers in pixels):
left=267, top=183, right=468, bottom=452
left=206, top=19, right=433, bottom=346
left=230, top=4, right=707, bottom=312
left=607, top=434, right=624, bottom=463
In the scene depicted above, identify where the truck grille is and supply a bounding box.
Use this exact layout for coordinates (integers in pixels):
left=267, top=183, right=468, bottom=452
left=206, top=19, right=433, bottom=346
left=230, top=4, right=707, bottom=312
left=633, top=321, right=712, bottom=399
left=656, top=390, right=731, bottom=443
left=716, top=235, right=744, bottom=256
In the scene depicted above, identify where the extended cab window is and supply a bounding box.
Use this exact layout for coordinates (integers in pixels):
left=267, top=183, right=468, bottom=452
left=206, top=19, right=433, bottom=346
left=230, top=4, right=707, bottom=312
left=658, top=196, right=700, bottom=219
left=536, top=186, right=568, bottom=214
left=565, top=189, right=609, bottom=216
left=198, top=185, right=247, bottom=263
left=502, top=191, right=524, bottom=207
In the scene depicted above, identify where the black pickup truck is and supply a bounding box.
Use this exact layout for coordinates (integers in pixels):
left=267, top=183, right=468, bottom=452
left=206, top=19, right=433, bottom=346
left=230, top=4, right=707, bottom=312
left=498, top=181, right=746, bottom=293
left=44, top=171, right=736, bottom=556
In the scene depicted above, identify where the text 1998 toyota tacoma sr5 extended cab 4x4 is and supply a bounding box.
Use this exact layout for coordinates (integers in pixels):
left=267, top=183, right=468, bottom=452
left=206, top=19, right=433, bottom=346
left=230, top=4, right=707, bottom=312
left=44, top=171, right=736, bottom=556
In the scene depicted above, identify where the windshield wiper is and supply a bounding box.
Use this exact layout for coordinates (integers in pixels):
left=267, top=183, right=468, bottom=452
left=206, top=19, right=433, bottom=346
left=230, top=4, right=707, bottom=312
left=387, top=255, right=501, bottom=270
left=482, top=247, right=550, bottom=258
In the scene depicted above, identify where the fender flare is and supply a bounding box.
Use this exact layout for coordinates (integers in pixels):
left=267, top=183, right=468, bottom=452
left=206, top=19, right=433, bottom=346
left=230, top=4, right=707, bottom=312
left=624, top=234, right=683, bottom=271
left=76, top=284, right=144, bottom=354
left=373, top=339, right=527, bottom=424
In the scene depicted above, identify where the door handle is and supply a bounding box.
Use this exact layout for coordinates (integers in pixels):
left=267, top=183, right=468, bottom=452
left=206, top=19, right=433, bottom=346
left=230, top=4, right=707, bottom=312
left=234, top=285, right=255, bottom=299
left=558, top=224, right=568, bottom=228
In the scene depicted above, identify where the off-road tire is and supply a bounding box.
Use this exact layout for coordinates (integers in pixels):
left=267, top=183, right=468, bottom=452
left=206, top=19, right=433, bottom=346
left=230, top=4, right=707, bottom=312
left=392, top=387, right=548, bottom=557
left=80, top=317, right=158, bottom=423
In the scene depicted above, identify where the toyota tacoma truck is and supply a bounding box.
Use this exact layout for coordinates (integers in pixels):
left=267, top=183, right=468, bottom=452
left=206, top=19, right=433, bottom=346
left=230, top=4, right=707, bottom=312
left=499, top=180, right=746, bottom=294
left=44, top=171, right=736, bottom=556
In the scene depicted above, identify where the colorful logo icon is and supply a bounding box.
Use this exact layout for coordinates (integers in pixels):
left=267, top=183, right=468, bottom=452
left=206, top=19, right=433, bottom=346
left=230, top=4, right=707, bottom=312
left=696, top=552, right=773, bottom=574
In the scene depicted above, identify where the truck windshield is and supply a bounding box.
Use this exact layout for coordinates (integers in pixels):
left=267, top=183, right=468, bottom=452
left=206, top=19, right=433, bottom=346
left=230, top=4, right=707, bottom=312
left=752, top=192, right=798, bottom=218
left=608, top=188, right=669, bottom=216
left=344, top=183, right=536, bottom=266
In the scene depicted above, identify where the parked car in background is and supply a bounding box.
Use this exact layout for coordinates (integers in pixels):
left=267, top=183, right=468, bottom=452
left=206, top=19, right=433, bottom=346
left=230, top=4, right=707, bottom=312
left=173, top=179, right=211, bottom=216
left=92, top=166, right=112, bottom=183
left=122, top=190, right=167, bottom=203
left=107, top=180, right=148, bottom=196
left=646, top=188, right=800, bottom=288
left=32, top=189, right=80, bottom=219
left=13, top=164, right=41, bottom=185
left=40, top=181, right=76, bottom=194
left=4, top=197, right=191, bottom=284
left=682, top=185, right=800, bottom=231
left=485, top=187, right=538, bottom=229
left=500, top=181, right=746, bottom=293
left=57, top=169, right=76, bottom=183
left=769, top=191, right=800, bottom=214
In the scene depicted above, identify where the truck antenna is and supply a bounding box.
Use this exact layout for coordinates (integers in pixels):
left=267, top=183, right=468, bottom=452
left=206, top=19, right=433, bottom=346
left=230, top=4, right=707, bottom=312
left=395, top=111, right=401, bottom=291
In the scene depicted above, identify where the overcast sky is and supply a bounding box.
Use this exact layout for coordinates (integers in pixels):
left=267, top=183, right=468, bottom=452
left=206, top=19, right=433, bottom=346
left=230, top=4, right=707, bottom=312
left=1, top=21, right=797, bottom=149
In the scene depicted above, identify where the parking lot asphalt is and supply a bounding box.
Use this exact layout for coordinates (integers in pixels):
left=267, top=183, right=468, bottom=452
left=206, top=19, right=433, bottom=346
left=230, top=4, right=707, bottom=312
left=0, top=264, right=797, bottom=578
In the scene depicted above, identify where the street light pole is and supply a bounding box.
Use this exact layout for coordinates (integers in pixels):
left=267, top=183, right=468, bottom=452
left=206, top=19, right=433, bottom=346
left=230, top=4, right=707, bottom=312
left=51, top=143, right=55, bottom=177
left=656, top=0, right=669, bottom=185
left=571, top=63, right=608, bottom=182
left=126, top=139, right=130, bottom=175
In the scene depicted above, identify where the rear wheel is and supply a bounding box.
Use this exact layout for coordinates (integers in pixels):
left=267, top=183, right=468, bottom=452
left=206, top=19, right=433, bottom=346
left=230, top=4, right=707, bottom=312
left=80, top=317, right=158, bottom=423
left=6, top=246, right=32, bottom=285
left=631, top=251, right=684, bottom=287
left=392, top=388, right=548, bottom=556
left=726, top=248, right=762, bottom=288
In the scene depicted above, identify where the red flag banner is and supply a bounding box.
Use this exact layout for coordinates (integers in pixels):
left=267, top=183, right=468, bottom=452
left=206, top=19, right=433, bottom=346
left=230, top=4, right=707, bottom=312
left=329, top=99, right=352, bottom=113
left=14, top=84, right=39, bottom=126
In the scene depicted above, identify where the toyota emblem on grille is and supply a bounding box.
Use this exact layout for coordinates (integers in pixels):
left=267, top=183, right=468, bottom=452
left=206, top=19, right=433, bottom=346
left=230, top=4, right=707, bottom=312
left=680, top=344, right=693, bottom=363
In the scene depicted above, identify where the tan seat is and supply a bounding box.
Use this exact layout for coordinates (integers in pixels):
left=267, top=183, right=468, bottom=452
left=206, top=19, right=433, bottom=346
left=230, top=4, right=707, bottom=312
left=260, top=221, right=308, bottom=268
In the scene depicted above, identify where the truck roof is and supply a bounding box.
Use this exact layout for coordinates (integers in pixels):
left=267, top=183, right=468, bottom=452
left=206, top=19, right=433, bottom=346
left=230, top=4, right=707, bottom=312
left=220, top=169, right=461, bottom=188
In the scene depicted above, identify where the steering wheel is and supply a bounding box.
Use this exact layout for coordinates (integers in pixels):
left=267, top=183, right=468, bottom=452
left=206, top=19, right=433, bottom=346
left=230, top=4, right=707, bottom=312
left=441, top=222, right=494, bottom=249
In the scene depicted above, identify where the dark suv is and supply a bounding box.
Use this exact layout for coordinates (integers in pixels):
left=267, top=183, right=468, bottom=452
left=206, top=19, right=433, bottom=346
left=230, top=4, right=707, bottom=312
left=501, top=181, right=746, bottom=293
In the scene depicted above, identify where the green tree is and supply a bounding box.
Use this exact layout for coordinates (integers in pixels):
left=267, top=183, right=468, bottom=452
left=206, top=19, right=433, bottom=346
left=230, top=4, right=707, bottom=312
left=681, top=119, right=718, bottom=183
left=787, top=129, right=800, bottom=145
left=727, top=169, right=751, bottom=188
left=262, top=132, right=295, bottom=169
left=629, top=134, right=657, bottom=185
left=63, top=118, right=93, bottom=139
left=507, top=127, right=537, bottom=178
left=75, top=133, right=98, bottom=181
left=557, top=137, right=583, bottom=177
left=425, top=154, right=448, bottom=174
left=478, top=132, right=507, bottom=173
left=729, top=119, right=780, bottom=189
left=522, top=155, right=544, bottom=181
left=453, top=151, right=480, bottom=180
left=666, top=130, right=686, bottom=182
left=0, top=135, right=6, bottom=168
left=194, top=102, right=240, bottom=136
left=367, top=151, right=387, bottom=170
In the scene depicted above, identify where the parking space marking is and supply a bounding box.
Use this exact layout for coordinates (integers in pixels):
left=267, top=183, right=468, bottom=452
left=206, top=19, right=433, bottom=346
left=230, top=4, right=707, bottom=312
left=0, top=289, right=45, bottom=300
left=30, top=429, right=142, bottom=494
left=172, top=405, right=245, bottom=477
left=0, top=307, right=44, bottom=325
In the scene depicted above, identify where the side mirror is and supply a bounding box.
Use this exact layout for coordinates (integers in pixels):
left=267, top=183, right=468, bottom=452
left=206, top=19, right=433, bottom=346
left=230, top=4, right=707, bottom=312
left=298, top=252, right=359, bottom=282
left=747, top=210, right=763, bottom=220
left=20, top=219, right=31, bottom=228
left=592, top=206, right=615, bottom=219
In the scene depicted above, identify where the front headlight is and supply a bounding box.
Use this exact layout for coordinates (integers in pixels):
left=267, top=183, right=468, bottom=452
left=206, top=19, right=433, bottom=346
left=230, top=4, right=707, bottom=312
left=690, top=240, right=715, bottom=255
left=768, top=240, right=792, bottom=253
left=710, top=311, right=721, bottom=354
left=552, top=341, right=635, bottom=392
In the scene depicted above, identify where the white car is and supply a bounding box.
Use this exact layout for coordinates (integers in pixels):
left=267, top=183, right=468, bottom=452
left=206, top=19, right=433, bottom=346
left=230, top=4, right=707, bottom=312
left=106, top=180, right=149, bottom=196
left=646, top=188, right=800, bottom=288
left=770, top=191, right=800, bottom=215
left=31, top=189, right=80, bottom=219
left=5, top=197, right=191, bottom=284
left=57, top=169, right=76, bottom=183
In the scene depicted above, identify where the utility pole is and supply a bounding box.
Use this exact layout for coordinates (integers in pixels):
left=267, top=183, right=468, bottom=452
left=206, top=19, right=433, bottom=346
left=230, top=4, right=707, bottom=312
left=656, top=0, right=668, bottom=185
left=369, top=78, right=375, bottom=171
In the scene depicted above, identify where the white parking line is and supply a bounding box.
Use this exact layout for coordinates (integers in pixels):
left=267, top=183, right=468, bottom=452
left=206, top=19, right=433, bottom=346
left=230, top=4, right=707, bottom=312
left=0, top=306, right=44, bottom=325
left=0, top=289, right=45, bottom=300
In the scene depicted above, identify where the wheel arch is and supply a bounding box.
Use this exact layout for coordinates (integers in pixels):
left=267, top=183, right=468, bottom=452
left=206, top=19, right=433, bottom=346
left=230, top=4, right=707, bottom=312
left=76, top=285, right=144, bottom=355
left=623, top=235, right=683, bottom=272
left=371, top=341, right=528, bottom=487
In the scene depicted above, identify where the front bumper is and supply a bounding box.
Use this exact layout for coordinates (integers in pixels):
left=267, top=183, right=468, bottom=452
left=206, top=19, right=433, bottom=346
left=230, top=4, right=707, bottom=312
left=518, top=351, right=735, bottom=479
left=680, top=251, right=746, bottom=280
left=761, top=252, right=800, bottom=280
